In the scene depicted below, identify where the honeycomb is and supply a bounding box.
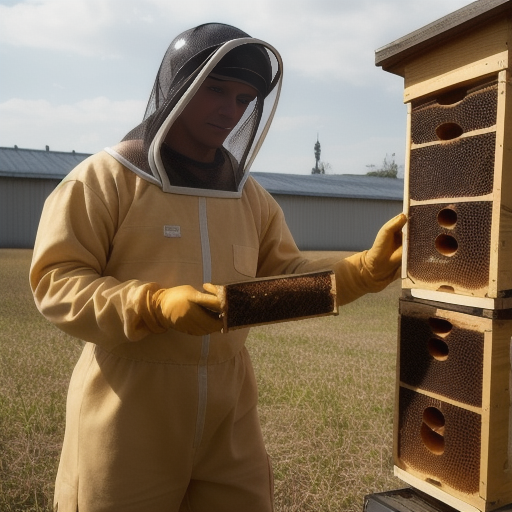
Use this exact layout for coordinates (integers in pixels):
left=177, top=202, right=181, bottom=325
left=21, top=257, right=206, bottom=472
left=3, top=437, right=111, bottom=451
left=411, top=79, right=498, bottom=144
left=407, top=202, right=492, bottom=290
left=222, top=271, right=336, bottom=329
left=399, top=312, right=484, bottom=407
left=409, top=132, right=496, bottom=201
left=397, top=387, right=481, bottom=494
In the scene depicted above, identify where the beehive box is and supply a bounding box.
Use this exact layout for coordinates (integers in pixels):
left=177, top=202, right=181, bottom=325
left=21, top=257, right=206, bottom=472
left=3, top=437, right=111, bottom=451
left=377, top=0, right=512, bottom=309
left=376, top=2, right=512, bottom=510
left=403, top=73, right=512, bottom=303
left=395, top=299, right=512, bottom=511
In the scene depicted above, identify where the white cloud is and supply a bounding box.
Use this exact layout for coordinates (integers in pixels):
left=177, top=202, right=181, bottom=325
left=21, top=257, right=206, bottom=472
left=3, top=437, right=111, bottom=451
left=242, top=0, right=473, bottom=84
left=0, top=0, right=121, bottom=57
left=0, top=0, right=474, bottom=81
left=0, top=97, right=145, bottom=152
left=0, top=0, right=476, bottom=168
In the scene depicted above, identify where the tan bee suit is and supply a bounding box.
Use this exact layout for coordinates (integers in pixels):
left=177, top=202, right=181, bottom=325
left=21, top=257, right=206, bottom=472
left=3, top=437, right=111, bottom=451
left=30, top=151, right=392, bottom=512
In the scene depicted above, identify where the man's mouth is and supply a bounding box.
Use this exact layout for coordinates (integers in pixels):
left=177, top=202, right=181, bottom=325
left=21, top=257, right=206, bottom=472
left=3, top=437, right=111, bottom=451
left=208, top=122, right=232, bottom=131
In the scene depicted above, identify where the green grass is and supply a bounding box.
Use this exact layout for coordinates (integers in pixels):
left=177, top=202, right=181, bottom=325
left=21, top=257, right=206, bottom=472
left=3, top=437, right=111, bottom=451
left=0, top=249, right=402, bottom=512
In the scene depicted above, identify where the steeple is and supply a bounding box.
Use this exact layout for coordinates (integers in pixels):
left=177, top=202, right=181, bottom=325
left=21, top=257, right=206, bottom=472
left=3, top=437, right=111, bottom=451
left=312, top=134, right=321, bottom=174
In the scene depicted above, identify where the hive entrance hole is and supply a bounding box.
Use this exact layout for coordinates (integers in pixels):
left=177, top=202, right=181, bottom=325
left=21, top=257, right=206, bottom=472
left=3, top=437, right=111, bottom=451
left=428, top=317, right=453, bottom=336
left=421, top=407, right=445, bottom=455
left=437, top=87, right=467, bottom=105
left=435, top=234, right=458, bottom=257
left=428, top=317, right=452, bottom=360
left=426, top=478, right=442, bottom=487
left=436, top=122, right=464, bottom=141
left=437, top=285, right=455, bottom=293
left=428, top=338, right=449, bottom=361
left=437, top=208, right=457, bottom=229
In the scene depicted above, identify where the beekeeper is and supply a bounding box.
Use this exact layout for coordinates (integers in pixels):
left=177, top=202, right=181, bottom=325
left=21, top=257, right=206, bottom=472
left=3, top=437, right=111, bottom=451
left=30, top=22, right=406, bottom=512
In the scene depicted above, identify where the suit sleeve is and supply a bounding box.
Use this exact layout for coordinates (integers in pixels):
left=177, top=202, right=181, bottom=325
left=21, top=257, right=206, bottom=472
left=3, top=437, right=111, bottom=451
left=29, top=166, right=163, bottom=349
left=252, top=183, right=396, bottom=307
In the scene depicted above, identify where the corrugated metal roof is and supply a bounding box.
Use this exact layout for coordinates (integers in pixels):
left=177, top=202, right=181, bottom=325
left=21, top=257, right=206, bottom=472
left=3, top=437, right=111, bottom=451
left=0, top=147, right=404, bottom=200
left=251, top=172, right=403, bottom=201
left=0, top=146, right=90, bottom=179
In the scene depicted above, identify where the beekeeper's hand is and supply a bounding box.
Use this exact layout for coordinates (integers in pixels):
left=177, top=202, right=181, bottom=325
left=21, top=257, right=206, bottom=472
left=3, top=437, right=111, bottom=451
left=151, top=284, right=222, bottom=335
left=364, top=213, right=406, bottom=282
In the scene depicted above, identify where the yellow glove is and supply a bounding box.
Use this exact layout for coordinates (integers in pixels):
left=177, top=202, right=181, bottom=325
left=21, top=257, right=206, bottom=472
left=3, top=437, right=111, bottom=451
left=363, top=212, right=406, bottom=283
left=332, top=213, right=406, bottom=306
left=149, top=284, right=223, bottom=336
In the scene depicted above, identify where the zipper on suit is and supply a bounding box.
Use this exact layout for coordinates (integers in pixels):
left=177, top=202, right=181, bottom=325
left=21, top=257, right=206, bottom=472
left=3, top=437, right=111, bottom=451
left=193, top=197, right=211, bottom=450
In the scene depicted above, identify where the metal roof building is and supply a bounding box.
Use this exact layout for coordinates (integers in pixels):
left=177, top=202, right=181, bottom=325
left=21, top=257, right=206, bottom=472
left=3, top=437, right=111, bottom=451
left=251, top=172, right=404, bottom=250
left=0, top=147, right=91, bottom=248
left=0, top=146, right=404, bottom=250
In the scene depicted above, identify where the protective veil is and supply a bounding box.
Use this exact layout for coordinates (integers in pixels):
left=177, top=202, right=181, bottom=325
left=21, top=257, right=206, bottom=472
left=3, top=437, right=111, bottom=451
left=106, top=23, right=283, bottom=197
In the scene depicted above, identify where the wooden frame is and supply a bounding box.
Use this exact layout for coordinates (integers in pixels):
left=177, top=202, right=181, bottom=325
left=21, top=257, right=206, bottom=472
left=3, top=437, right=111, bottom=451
left=395, top=299, right=512, bottom=511
left=378, top=3, right=512, bottom=511
left=216, top=271, right=338, bottom=331
left=400, top=70, right=512, bottom=305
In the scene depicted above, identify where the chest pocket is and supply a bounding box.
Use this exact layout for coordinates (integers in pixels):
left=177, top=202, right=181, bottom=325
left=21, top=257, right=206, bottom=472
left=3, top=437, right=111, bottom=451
left=233, top=245, right=258, bottom=278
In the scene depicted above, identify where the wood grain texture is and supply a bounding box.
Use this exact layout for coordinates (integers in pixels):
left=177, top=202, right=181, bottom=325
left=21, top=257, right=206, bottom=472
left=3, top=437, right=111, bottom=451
left=375, top=0, right=511, bottom=75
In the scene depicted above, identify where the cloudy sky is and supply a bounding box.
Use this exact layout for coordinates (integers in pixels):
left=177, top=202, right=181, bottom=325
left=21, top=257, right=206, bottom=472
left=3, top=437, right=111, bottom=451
left=0, top=0, right=473, bottom=175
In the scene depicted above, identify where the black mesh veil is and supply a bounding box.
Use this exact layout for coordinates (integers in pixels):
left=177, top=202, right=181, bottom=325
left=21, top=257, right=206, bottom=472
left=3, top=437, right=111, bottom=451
left=106, top=23, right=283, bottom=197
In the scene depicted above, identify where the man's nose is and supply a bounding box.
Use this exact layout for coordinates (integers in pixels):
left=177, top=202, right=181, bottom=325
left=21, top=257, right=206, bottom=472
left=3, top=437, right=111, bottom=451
left=218, top=96, right=237, bottom=117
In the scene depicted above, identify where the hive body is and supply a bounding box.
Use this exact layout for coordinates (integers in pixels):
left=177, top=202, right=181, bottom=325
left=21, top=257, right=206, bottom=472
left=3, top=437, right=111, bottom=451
left=403, top=70, right=512, bottom=303
left=376, top=3, right=512, bottom=511
left=395, top=299, right=512, bottom=511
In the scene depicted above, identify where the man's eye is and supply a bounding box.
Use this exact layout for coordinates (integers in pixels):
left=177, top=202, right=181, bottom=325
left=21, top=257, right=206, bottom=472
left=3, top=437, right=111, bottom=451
left=208, top=86, right=222, bottom=93
left=238, top=97, right=255, bottom=105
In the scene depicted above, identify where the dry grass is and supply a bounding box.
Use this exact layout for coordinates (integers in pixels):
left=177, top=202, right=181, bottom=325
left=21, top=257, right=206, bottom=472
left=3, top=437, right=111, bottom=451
left=0, top=249, right=82, bottom=512
left=0, top=249, right=402, bottom=512
left=248, top=251, right=403, bottom=511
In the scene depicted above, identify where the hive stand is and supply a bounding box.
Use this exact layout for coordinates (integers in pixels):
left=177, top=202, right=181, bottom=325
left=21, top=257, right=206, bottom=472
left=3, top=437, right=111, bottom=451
left=375, top=2, right=512, bottom=511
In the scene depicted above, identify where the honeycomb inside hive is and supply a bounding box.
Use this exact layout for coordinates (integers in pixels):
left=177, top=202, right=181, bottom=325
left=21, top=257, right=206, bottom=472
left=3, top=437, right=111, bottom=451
left=407, top=202, right=492, bottom=291
left=397, top=387, right=481, bottom=494
left=399, top=312, right=484, bottom=407
left=220, top=271, right=337, bottom=330
left=411, top=78, right=498, bottom=145
left=409, top=132, right=496, bottom=201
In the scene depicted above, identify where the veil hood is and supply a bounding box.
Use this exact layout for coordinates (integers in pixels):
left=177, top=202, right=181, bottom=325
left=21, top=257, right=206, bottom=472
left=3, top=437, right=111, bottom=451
left=106, top=23, right=283, bottom=198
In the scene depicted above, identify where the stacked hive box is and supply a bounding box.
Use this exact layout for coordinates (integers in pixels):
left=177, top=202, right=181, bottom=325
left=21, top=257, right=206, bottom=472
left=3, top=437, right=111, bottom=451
left=404, top=76, right=512, bottom=301
left=376, top=2, right=512, bottom=511
left=395, top=299, right=512, bottom=511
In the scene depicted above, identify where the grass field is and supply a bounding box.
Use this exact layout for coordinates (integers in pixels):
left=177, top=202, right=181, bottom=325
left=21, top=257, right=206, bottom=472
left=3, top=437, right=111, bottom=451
left=0, top=248, right=403, bottom=512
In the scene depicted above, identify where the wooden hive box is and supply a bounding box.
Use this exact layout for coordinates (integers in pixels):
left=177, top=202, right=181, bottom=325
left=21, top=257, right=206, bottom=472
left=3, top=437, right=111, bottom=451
left=395, top=298, right=512, bottom=512
left=376, top=2, right=512, bottom=511
left=377, top=0, right=512, bottom=310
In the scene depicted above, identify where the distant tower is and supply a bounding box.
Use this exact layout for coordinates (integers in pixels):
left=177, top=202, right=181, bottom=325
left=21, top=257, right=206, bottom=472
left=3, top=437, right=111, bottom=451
left=312, top=135, right=321, bottom=174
